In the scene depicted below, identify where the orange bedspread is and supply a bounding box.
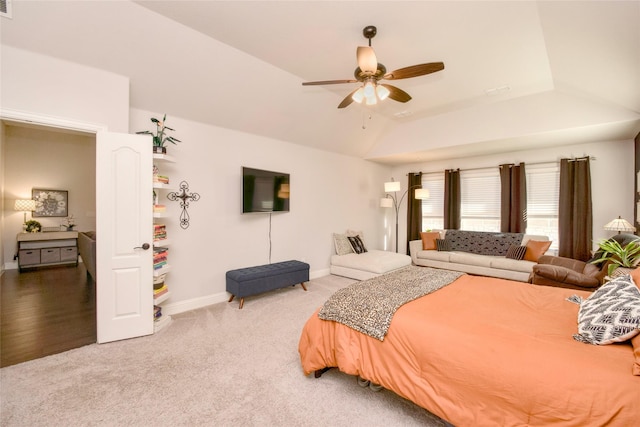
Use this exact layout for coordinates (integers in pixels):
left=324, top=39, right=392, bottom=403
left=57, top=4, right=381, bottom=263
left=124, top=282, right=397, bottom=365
left=298, top=274, right=640, bottom=426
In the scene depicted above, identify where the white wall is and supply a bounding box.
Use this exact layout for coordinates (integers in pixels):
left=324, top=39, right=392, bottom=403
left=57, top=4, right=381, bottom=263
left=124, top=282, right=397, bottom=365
left=390, top=139, right=635, bottom=254
left=131, top=109, right=392, bottom=312
left=0, top=46, right=129, bottom=132
left=2, top=125, right=96, bottom=268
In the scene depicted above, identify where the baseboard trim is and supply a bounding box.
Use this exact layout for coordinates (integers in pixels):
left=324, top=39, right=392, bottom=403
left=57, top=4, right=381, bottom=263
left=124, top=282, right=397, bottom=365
left=162, top=267, right=330, bottom=316
left=162, top=292, right=229, bottom=316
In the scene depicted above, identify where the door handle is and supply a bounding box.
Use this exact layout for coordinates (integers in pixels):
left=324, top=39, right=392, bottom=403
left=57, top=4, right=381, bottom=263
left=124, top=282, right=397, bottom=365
left=134, top=243, right=151, bottom=250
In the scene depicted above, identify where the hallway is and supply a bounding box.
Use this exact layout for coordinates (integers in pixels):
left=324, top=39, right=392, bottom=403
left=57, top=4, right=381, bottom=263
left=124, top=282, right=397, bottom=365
left=0, top=264, right=96, bottom=367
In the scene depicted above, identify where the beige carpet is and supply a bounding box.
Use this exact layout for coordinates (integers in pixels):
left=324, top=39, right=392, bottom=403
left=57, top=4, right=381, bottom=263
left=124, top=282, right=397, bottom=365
left=0, top=274, right=448, bottom=426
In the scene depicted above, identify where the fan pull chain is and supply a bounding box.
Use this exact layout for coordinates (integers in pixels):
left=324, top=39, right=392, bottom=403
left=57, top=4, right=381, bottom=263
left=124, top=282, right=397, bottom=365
left=362, top=112, right=372, bottom=129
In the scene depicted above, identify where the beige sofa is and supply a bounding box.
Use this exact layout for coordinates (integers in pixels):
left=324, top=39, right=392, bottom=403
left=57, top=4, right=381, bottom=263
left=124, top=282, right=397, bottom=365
left=409, top=230, right=550, bottom=282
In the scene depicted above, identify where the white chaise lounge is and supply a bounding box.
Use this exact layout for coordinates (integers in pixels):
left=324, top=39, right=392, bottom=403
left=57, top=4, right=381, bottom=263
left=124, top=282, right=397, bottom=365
left=330, top=231, right=411, bottom=280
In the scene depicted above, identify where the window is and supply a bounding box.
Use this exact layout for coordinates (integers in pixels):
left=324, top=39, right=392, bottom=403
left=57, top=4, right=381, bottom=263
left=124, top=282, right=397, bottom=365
left=526, top=163, right=559, bottom=249
left=460, top=169, right=501, bottom=231
left=421, top=173, right=444, bottom=231
left=421, top=163, right=560, bottom=241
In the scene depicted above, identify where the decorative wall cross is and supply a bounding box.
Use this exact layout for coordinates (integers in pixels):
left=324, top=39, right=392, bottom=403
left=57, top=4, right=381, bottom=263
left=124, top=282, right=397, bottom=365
left=167, top=181, right=200, bottom=229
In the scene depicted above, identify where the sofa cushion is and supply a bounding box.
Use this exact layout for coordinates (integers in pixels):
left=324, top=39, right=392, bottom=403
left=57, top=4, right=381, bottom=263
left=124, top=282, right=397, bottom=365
left=506, top=245, right=527, bottom=260
left=333, top=233, right=353, bottom=255
left=347, top=235, right=367, bottom=254
left=524, top=240, right=552, bottom=262
left=444, top=230, right=524, bottom=256
left=450, top=252, right=493, bottom=268
left=436, top=238, right=450, bottom=251
left=491, top=257, right=537, bottom=273
left=416, top=250, right=452, bottom=262
left=331, top=250, right=411, bottom=274
left=420, top=232, right=440, bottom=250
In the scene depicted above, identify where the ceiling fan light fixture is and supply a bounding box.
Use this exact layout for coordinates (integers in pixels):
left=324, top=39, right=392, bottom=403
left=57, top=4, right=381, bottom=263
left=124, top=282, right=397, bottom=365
left=365, top=95, right=377, bottom=106
left=352, top=87, right=365, bottom=103
left=363, top=81, right=376, bottom=98
left=376, top=85, right=390, bottom=100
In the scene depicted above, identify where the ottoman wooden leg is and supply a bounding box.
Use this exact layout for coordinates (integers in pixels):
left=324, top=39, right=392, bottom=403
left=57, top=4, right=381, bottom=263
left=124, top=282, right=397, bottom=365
left=300, top=282, right=307, bottom=291
left=228, top=295, right=235, bottom=303
left=239, top=297, right=245, bottom=309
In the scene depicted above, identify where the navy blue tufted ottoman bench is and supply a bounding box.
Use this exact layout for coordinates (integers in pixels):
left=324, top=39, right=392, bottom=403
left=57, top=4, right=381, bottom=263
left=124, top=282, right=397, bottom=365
left=226, top=260, right=310, bottom=309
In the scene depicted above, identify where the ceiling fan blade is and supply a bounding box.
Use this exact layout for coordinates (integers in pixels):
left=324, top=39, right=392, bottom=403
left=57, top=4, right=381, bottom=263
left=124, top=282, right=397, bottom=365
left=357, top=46, right=378, bottom=74
left=338, top=88, right=359, bottom=109
left=383, top=62, right=445, bottom=80
left=302, top=79, right=358, bottom=86
left=381, top=84, right=412, bottom=103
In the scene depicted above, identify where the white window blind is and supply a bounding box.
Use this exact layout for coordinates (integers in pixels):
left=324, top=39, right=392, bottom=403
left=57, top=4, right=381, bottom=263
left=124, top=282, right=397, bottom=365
left=421, top=173, right=444, bottom=231
left=526, top=163, right=560, bottom=248
left=460, top=168, right=501, bottom=231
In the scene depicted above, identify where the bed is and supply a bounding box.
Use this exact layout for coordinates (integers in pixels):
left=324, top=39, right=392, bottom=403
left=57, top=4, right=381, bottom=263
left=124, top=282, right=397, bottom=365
left=298, top=267, right=640, bottom=426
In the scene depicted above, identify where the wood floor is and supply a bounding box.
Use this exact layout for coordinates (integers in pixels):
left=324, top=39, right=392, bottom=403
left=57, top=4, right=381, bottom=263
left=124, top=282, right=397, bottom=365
left=0, top=264, right=96, bottom=368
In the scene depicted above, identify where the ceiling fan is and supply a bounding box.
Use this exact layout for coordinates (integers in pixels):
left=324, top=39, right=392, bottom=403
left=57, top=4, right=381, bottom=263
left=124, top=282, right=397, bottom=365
left=302, top=25, right=444, bottom=109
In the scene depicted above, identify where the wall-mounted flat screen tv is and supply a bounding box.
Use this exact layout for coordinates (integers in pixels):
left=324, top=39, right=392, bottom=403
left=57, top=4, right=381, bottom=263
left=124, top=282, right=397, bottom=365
left=242, top=167, right=290, bottom=213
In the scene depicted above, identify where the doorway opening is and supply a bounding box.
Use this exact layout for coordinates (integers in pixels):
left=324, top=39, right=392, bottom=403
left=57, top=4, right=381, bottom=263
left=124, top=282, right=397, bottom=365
left=0, top=119, right=97, bottom=366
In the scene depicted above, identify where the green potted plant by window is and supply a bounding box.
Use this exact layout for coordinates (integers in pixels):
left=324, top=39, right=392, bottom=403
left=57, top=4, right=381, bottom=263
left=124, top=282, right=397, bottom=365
left=590, top=238, right=640, bottom=278
left=136, top=114, right=181, bottom=154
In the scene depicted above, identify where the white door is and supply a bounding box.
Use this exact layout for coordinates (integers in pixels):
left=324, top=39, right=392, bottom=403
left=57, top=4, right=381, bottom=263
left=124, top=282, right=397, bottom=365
left=96, top=131, right=153, bottom=343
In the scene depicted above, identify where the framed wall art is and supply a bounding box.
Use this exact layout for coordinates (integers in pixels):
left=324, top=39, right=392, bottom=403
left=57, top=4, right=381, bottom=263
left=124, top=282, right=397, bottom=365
left=32, top=189, right=68, bottom=217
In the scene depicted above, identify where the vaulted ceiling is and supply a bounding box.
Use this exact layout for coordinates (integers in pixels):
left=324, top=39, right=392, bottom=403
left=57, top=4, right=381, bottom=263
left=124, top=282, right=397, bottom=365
left=2, top=1, right=639, bottom=164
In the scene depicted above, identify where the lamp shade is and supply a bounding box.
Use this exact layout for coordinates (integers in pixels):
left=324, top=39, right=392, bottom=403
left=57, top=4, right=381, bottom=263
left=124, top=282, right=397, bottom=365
left=380, top=197, right=393, bottom=208
left=14, top=199, right=36, bottom=212
left=384, top=181, right=401, bottom=193
left=415, top=188, right=430, bottom=199
left=604, top=216, right=636, bottom=233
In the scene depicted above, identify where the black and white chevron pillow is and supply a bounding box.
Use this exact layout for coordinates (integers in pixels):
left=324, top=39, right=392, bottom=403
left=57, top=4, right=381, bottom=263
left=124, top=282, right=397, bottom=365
left=574, top=275, right=640, bottom=345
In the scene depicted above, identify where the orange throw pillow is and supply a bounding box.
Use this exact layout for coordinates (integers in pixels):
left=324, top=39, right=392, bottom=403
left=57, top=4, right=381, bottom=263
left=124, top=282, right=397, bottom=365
left=524, top=240, right=552, bottom=262
left=420, top=232, right=440, bottom=250
left=632, top=334, right=640, bottom=376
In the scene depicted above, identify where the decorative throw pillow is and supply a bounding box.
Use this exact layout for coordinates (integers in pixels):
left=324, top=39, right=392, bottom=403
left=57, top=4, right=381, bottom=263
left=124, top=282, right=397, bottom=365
left=333, top=233, right=353, bottom=255
left=506, top=245, right=527, bottom=260
left=573, top=275, right=640, bottom=345
left=347, top=235, right=367, bottom=254
left=436, top=239, right=450, bottom=252
left=346, top=229, right=364, bottom=239
left=524, top=240, right=552, bottom=262
left=420, top=232, right=440, bottom=250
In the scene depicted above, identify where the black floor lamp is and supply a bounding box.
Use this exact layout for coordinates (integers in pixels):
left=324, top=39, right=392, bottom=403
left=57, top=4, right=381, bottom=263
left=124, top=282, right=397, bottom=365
left=380, top=179, right=430, bottom=253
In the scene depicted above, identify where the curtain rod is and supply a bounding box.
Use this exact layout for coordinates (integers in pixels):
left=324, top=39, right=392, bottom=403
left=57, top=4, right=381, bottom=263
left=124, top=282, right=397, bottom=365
left=407, top=156, right=596, bottom=175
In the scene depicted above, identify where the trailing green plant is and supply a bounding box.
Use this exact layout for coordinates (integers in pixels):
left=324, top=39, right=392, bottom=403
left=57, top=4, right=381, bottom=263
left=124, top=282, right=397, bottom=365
left=590, top=238, right=640, bottom=276
left=136, top=114, right=181, bottom=147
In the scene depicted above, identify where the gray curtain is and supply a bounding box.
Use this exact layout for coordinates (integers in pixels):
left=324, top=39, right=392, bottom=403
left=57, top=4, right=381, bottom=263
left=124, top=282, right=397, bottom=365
left=559, top=157, right=592, bottom=261
left=406, top=172, right=423, bottom=253
left=444, top=169, right=461, bottom=230
left=500, top=163, right=527, bottom=233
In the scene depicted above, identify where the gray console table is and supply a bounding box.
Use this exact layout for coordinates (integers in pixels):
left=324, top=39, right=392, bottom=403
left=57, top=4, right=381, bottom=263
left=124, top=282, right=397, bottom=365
left=17, top=231, right=79, bottom=272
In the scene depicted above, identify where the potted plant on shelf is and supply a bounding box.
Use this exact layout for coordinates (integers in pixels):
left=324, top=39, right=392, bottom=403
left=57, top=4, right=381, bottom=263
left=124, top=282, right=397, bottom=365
left=591, top=238, right=640, bottom=278
left=136, top=114, right=181, bottom=154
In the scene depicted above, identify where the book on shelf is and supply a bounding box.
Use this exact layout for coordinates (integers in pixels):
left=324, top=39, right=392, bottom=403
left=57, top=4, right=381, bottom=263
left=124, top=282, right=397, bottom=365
left=153, top=175, right=169, bottom=184
left=154, top=285, right=168, bottom=298
left=154, top=305, right=162, bottom=319
left=153, top=204, right=166, bottom=213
